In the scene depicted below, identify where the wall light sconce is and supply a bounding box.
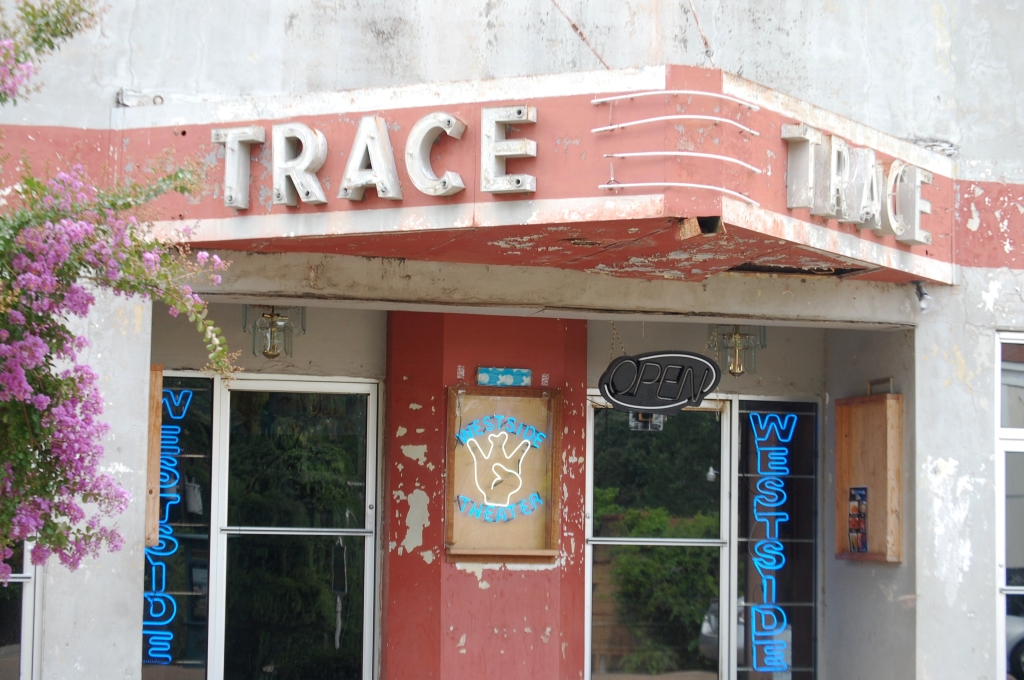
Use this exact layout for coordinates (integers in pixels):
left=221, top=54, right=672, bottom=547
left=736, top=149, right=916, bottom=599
left=706, top=325, right=767, bottom=378
left=243, top=305, right=306, bottom=359
left=914, top=282, right=934, bottom=312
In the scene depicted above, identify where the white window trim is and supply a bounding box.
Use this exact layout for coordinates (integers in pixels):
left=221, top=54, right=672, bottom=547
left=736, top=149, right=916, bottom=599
left=162, top=371, right=382, bottom=680
left=995, top=332, right=1024, bottom=678
left=6, top=542, right=38, bottom=680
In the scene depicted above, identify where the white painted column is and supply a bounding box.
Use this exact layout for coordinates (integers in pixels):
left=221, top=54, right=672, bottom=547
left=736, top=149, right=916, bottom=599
left=36, top=291, right=152, bottom=680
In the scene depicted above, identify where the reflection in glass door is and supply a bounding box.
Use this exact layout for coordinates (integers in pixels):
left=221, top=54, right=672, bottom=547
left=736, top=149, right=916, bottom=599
left=587, top=404, right=730, bottom=680
left=211, top=382, right=377, bottom=680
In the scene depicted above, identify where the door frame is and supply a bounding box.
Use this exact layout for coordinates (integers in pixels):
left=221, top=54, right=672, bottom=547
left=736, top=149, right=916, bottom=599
left=163, top=371, right=384, bottom=680
left=584, top=392, right=734, bottom=679
left=583, top=391, right=822, bottom=680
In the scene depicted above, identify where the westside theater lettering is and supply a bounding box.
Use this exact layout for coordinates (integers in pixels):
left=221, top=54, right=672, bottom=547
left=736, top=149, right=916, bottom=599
left=749, top=412, right=797, bottom=674
left=143, top=388, right=194, bottom=665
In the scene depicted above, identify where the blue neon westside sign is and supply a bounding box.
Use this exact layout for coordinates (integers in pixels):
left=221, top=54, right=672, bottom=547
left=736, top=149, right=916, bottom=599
left=749, top=412, right=797, bottom=674
left=143, top=389, right=193, bottom=665
left=455, top=414, right=548, bottom=520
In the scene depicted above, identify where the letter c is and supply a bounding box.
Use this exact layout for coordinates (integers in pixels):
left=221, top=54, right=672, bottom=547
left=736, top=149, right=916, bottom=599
left=404, top=112, right=467, bottom=197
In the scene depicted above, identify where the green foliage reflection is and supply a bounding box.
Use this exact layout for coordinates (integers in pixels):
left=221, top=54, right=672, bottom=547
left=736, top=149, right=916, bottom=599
left=593, top=409, right=720, bottom=675
left=228, top=392, right=367, bottom=529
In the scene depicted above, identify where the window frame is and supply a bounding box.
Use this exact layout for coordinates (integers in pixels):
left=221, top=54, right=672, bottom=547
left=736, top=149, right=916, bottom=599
left=995, top=332, right=1024, bottom=678
left=4, top=541, right=39, bottom=680
left=162, top=371, right=383, bottom=680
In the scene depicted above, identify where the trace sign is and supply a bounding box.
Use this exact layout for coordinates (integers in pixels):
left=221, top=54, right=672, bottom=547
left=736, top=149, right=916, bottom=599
left=598, top=351, right=721, bottom=414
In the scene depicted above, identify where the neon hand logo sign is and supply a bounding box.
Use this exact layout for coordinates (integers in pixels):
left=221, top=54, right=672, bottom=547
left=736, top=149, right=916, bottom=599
left=466, top=431, right=531, bottom=506
left=454, top=413, right=549, bottom=522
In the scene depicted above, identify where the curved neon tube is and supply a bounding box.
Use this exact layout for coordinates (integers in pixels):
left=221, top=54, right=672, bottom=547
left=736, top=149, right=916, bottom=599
left=592, top=114, right=759, bottom=136
left=604, top=151, right=762, bottom=174
left=598, top=182, right=758, bottom=206
left=591, top=89, right=759, bottom=110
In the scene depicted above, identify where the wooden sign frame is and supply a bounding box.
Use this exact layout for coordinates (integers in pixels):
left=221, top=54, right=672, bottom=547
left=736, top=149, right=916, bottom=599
left=445, top=386, right=563, bottom=562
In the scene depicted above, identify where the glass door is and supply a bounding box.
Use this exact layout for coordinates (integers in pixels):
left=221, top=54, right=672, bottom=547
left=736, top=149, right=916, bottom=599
left=1002, top=441, right=1024, bottom=680
left=586, top=400, right=731, bottom=680
left=210, top=380, right=378, bottom=680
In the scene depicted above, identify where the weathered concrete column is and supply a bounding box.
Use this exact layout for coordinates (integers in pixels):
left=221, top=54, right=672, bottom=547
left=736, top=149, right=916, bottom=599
left=913, top=271, right=1001, bottom=679
left=36, top=291, right=152, bottom=680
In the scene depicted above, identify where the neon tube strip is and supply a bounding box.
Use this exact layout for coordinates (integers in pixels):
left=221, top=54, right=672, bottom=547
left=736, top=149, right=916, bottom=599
left=592, top=115, right=760, bottom=136
left=591, top=90, right=760, bottom=110
left=598, top=182, right=758, bottom=206
left=603, top=151, right=762, bottom=174
left=749, top=412, right=797, bottom=674
left=143, top=389, right=193, bottom=665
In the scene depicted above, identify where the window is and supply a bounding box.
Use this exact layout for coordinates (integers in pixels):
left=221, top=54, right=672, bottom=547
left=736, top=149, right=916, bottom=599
left=144, top=376, right=215, bottom=676
left=0, top=542, right=36, bottom=680
left=585, top=396, right=819, bottom=680
left=145, top=375, right=379, bottom=680
left=736, top=401, right=817, bottom=679
left=999, top=338, right=1024, bottom=680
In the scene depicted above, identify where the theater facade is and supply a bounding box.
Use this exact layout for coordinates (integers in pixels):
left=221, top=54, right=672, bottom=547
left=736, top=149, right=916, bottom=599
left=3, top=64, right=1022, bottom=680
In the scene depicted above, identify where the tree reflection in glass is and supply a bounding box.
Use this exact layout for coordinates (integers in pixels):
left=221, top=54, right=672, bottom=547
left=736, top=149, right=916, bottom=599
left=228, top=392, right=368, bottom=529
left=224, top=391, right=370, bottom=680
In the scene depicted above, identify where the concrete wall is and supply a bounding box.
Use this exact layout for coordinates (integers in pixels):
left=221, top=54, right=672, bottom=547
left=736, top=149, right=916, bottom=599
left=36, top=291, right=153, bottom=680
left=151, top=302, right=387, bottom=379
left=5, top=0, right=1022, bottom=180
left=822, top=328, right=917, bottom=680
left=587, top=320, right=825, bottom=398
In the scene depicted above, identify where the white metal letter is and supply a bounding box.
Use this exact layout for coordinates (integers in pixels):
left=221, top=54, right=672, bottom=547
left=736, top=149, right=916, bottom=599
left=211, top=126, right=265, bottom=210
left=404, top=112, right=467, bottom=197
left=272, top=123, right=328, bottom=206
left=339, top=116, right=403, bottom=201
left=781, top=124, right=824, bottom=210
left=879, top=161, right=933, bottom=245
left=481, top=105, right=537, bottom=194
left=811, top=135, right=849, bottom=218
left=841, top=148, right=881, bottom=229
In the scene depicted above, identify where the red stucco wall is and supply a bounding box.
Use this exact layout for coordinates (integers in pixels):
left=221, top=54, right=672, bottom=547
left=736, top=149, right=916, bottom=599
left=382, top=312, right=588, bottom=680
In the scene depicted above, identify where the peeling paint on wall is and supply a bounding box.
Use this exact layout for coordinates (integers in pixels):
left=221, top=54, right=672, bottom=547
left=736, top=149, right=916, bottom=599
left=401, top=488, right=430, bottom=554
left=926, top=456, right=978, bottom=606
left=401, top=444, right=428, bottom=465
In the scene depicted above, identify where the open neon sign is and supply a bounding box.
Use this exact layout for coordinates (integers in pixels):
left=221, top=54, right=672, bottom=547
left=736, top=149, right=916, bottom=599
left=749, top=412, right=797, bottom=674
left=142, top=389, right=193, bottom=664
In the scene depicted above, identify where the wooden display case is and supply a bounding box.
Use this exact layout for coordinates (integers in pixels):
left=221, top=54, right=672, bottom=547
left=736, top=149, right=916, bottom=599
left=834, top=391, right=903, bottom=563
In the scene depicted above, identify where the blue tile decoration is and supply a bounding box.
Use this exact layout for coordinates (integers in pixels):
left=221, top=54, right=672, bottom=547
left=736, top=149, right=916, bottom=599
left=476, top=367, right=532, bottom=387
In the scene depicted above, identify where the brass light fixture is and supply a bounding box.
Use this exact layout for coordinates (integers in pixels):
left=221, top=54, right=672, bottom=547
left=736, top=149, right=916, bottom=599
left=243, top=305, right=306, bottom=359
left=705, top=325, right=767, bottom=377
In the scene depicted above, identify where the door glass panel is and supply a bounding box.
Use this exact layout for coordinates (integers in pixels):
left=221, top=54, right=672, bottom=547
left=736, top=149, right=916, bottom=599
left=591, top=545, right=719, bottom=679
left=224, top=388, right=372, bottom=680
left=737, top=401, right=817, bottom=679
left=228, top=392, right=368, bottom=529
left=1007, top=451, right=1024, bottom=680
left=592, top=409, right=722, bottom=539
left=223, top=535, right=365, bottom=680
left=1002, top=344, right=1024, bottom=428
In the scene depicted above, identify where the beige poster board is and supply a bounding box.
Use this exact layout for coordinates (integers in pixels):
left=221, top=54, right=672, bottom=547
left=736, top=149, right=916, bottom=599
left=445, top=387, right=562, bottom=562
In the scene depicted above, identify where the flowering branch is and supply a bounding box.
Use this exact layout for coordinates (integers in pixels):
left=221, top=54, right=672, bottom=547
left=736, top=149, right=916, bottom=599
left=0, top=165, right=237, bottom=582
